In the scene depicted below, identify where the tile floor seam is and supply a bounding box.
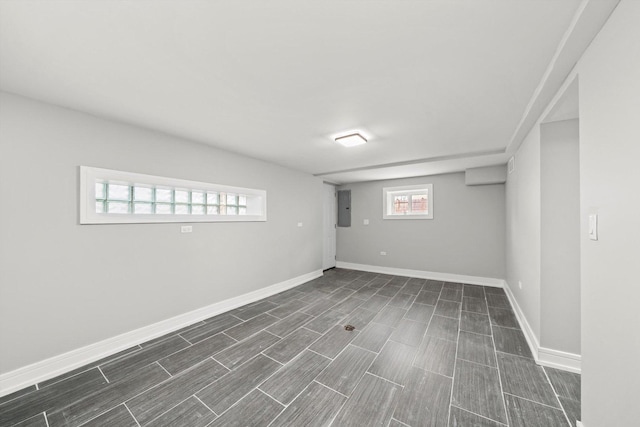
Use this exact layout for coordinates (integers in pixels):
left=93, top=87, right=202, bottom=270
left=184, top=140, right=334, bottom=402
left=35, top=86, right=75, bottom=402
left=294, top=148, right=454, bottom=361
left=123, top=403, right=142, bottom=427
left=256, top=387, right=286, bottom=407
left=364, top=371, right=405, bottom=388
left=502, top=392, right=567, bottom=411
left=494, top=349, right=536, bottom=361
left=445, top=300, right=462, bottom=427
left=122, top=357, right=229, bottom=426
left=220, top=332, right=238, bottom=342
left=489, top=297, right=510, bottom=427
left=312, top=380, right=350, bottom=399
left=177, top=333, right=195, bottom=345
left=454, top=356, right=497, bottom=370
left=134, top=394, right=194, bottom=426
left=391, top=417, right=411, bottom=427
left=450, top=404, right=508, bottom=426
left=260, top=353, right=286, bottom=366
left=42, top=368, right=165, bottom=427
left=199, top=354, right=289, bottom=424
left=541, top=367, right=574, bottom=426
left=193, top=394, right=218, bottom=417
left=155, top=361, right=173, bottom=377
left=97, top=366, right=110, bottom=384
left=263, top=394, right=288, bottom=427
left=345, top=342, right=379, bottom=356
left=230, top=314, right=246, bottom=322
left=103, top=339, right=194, bottom=380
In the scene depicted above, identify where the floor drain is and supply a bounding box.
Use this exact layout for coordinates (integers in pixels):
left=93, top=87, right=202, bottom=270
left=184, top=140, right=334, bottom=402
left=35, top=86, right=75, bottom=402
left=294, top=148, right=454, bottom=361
left=344, top=325, right=355, bottom=331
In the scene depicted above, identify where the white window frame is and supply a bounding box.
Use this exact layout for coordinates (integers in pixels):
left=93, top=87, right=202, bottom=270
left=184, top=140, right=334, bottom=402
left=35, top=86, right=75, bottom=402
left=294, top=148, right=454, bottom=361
left=382, top=184, right=433, bottom=220
left=79, top=166, right=267, bottom=224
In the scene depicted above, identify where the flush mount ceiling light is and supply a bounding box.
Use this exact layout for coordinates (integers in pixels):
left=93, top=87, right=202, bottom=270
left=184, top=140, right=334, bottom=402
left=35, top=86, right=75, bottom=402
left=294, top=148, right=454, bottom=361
left=335, top=132, right=367, bottom=147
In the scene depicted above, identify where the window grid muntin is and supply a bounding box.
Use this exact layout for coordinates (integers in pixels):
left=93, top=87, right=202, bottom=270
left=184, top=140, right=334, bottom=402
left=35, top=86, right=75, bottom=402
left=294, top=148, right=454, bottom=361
left=389, top=190, right=428, bottom=215
left=95, top=182, right=247, bottom=216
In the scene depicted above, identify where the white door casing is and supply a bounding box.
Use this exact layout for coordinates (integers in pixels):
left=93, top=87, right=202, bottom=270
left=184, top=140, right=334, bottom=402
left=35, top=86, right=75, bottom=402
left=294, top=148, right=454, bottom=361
left=322, top=183, right=337, bottom=270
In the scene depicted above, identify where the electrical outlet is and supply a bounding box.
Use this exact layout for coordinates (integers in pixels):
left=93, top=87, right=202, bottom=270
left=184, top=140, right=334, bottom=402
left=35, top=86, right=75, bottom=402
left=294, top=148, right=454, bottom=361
left=181, top=225, right=192, bottom=233
left=518, top=280, right=522, bottom=289
left=297, top=222, right=303, bottom=227
left=380, top=251, right=387, bottom=256
left=363, top=219, right=369, bottom=225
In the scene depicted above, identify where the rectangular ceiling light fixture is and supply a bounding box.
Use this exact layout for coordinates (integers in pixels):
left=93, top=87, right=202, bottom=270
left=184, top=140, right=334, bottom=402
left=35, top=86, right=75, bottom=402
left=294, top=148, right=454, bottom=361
left=335, top=132, right=367, bottom=147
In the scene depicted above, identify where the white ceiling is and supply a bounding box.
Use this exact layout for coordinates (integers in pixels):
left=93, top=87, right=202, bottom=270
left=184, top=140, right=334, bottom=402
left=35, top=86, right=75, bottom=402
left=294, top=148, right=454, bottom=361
left=0, top=0, right=615, bottom=183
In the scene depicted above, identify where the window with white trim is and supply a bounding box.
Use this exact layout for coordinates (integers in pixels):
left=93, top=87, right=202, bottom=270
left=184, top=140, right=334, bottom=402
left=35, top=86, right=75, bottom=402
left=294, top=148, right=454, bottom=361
left=80, top=166, right=266, bottom=224
left=383, top=184, right=433, bottom=219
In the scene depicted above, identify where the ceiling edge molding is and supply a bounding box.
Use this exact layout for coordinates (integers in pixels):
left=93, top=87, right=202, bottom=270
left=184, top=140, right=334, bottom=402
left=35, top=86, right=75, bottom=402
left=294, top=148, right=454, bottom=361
left=506, top=0, right=620, bottom=154
left=313, top=148, right=504, bottom=177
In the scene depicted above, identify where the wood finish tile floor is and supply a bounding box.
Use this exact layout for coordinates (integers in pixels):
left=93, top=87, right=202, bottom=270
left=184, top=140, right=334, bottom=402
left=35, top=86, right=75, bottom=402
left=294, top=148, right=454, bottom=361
left=0, top=269, right=581, bottom=426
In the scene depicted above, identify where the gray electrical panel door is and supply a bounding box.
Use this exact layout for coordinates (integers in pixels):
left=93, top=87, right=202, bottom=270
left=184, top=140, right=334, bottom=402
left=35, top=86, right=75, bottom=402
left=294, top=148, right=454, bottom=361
left=337, top=190, right=351, bottom=227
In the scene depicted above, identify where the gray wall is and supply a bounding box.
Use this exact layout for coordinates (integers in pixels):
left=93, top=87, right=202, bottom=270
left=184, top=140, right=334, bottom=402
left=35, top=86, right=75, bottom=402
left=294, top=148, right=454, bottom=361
left=505, top=1, right=640, bottom=424
left=505, top=126, right=542, bottom=340
left=540, top=119, right=581, bottom=354
left=0, top=93, right=323, bottom=374
left=576, top=1, right=640, bottom=424
left=336, top=174, right=505, bottom=280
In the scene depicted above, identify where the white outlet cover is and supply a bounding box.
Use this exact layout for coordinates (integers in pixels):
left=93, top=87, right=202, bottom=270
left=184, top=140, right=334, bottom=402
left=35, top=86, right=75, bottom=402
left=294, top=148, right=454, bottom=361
left=363, top=219, right=369, bottom=225
left=380, top=251, right=387, bottom=256
left=297, top=222, right=303, bottom=227
left=181, top=225, right=192, bottom=233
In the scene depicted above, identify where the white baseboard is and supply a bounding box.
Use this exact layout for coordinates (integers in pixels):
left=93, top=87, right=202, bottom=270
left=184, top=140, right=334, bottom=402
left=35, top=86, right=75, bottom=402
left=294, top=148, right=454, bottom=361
left=538, top=347, right=582, bottom=374
left=336, top=261, right=505, bottom=288
left=503, top=281, right=581, bottom=373
left=0, top=269, right=323, bottom=398
left=502, top=281, right=541, bottom=360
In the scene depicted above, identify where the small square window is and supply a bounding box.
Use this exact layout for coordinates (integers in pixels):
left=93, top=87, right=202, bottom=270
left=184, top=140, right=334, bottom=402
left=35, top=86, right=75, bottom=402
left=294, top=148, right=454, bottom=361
left=383, top=184, right=433, bottom=220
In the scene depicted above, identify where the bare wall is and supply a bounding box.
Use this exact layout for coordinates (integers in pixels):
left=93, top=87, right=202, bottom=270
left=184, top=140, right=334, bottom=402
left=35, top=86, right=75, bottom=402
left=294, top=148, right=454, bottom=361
left=336, top=174, right=505, bottom=280
left=540, top=119, right=581, bottom=355
left=505, top=126, right=542, bottom=342
left=0, top=93, right=323, bottom=374
left=575, top=0, right=640, bottom=424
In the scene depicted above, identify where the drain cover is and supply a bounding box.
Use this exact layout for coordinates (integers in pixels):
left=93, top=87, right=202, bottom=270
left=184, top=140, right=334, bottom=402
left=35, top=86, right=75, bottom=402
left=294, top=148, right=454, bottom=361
left=344, top=325, right=355, bottom=331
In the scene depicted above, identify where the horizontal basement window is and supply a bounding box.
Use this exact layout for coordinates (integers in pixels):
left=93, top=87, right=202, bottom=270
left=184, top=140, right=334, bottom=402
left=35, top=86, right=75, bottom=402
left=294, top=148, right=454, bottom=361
left=80, top=166, right=267, bottom=224
left=383, top=184, right=433, bottom=220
